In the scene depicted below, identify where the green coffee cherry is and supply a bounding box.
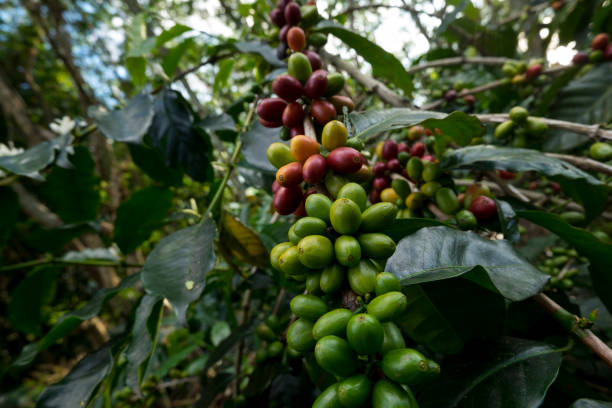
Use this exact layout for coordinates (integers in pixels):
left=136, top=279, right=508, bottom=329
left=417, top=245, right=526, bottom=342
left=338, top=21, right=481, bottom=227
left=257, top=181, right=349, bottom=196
left=294, top=217, right=328, bottom=239
left=380, top=322, right=406, bottom=354
left=338, top=375, right=372, bottom=408
left=375, top=272, right=401, bottom=295
left=346, top=313, right=384, bottom=355
left=360, top=202, right=398, bottom=232
left=313, top=308, right=353, bottom=339
left=330, top=198, right=362, bottom=235
left=290, top=294, right=329, bottom=321
left=315, top=335, right=357, bottom=377
left=589, top=142, right=612, bottom=161
left=306, top=271, right=322, bottom=294
left=495, top=120, right=515, bottom=139
left=435, top=187, right=460, bottom=214
left=286, top=318, right=316, bottom=352
left=381, top=348, right=429, bottom=385
left=270, top=242, right=292, bottom=272
left=456, top=209, right=477, bottom=230
left=367, top=291, right=408, bottom=322
left=306, top=194, right=333, bottom=224
left=335, top=235, right=362, bottom=267
left=347, top=259, right=378, bottom=295
left=358, top=233, right=396, bottom=259
left=288, top=52, right=312, bottom=83
left=422, top=162, right=441, bottom=182
left=298, top=235, right=334, bottom=269
left=320, top=263, right=345, bottom=293
left=509, top=106, right=529, bottom=123
left=279, top=246, right=310, bottom=276
left=325, top=73, right=345, bottom=96
left=391, top=178, right=411, bottom=199
left=526, top=117, right=548, bottom=137
left=338, top=182, right=368, bottom=212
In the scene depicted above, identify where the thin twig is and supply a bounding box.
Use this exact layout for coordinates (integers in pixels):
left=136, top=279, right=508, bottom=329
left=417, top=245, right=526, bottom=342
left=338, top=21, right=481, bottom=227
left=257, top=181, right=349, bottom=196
left=406, top=56, right=515, bottom=74
left=272, top=288, right=286, bottom=316
left=233, top=287, right=252, bottom=397
left=544, top=153, right=612, bottom=176
left=486, top=171, right=530, bottom=203
left=533, top=293, right=612, bottom=368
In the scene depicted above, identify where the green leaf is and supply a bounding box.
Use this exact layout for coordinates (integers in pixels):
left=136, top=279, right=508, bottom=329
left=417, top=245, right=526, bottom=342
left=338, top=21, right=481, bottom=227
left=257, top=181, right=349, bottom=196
left=11, top=273, right=140, bottom=369
left=128, top=143, right=183, bottom=186
left=234, top=41, right=285, bottom=67
left=90, top=90, right=154, bottom=144
left=385, top=218, right=449, bottom=242
left=496, top=199, right=519, bottom=244
left=114, top=186, right=174, bottom=254
left=436, top=0, right=472, bottom=34
left=387, top=226, right=548, bottom=301
left=0, top=133, right=72, bottom=179
left=399, top=284, right=464, bottom=354
left=148, top=89, right=214, bottom=182
left=8, top=267, right=60, bottom=335
left=214, top=58, right=235, bottom=97
left=241, top=121, right=278, bottom=174
left=162, top=37, right=195, bottom=77
left=125, top=294, right=164, bottom=393
left=349, top=110, right=484, bottom=150
left=0, top=187, right=20, bottom=249
left=219, top=212, right=268, bottom=268
left=210, top=321, right=231, bottom=346
left=126, top=57, right=147, bottom=88
left=419, top=337, right=563, bottom=408
left=35, top=344, right=114, bottom=408
left=142, top=217, right=217, bottom=322
left=61, top=247, right=120, bottom=262
left=197, top=113, right=236, bottom=133
left=571, top=399, right=612, bottom=408
left=441, top=145, right=609, bottom=221
left=156, top=24, right=192, bottom=48
left=518, top=210, right=612, bottom=313
left=314, top=21, right=413, bottom=94
left=38, top=146, right=100, bottom=223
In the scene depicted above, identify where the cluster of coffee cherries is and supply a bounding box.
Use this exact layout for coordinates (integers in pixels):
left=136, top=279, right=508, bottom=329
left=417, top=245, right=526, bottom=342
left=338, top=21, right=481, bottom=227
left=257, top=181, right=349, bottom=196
left=572, top=33, right=612, bottom=64
left=268, top=120, right=369, bottom=216
left=501, top=59, right=545, bottom=85
left=494, top=106, right=548, bottom=147
left=270, top=0, right=325, bottom=60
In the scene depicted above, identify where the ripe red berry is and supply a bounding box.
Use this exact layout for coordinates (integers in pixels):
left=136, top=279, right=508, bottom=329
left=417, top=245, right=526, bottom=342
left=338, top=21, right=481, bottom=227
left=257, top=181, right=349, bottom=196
left=304, top=70, right=328, bottom=99
left=304, top=50, right=322, bottom=71
left=270, top=8, right=285, bottom=27
left=273, top=75, right=303, bottom=102
left=525, top=64, right=542, bottom=79
left=398, top=143, right=409, bottom=153
left=274, top=185, right=303, bottom=215
left=572, top=51, right=589, bottom=65
left=463, top=94, right=476, bottom=105
left=287, top=27, right=306, bottom=52
left=284, top=2, right=301, bottom=25
left=373, top=162, right=387, bottom=177
left=276, top=161, right=303, bottom=187
left=258, top=117, right=283, bottom=128
left=550, top=182, right=561, bottom=192
left=469, top=195, right=498, bottom=222
left=591, top=33, right=610, bottom=51
left=302, top=154, right=327, bottom=184
left=604, top=43, right=612, bottom=61
left=282, top=102, right=304, bottom=128
left=272, top=180, right=281, bottom=194
left=257, top=98, right=287, bottom=123
left=387, top=159, right=402, bottom=173
left=327, top=147, right=362, bottom=174
left=279, top=24, right=290, bottom=42
left=310, top=99, right=336, bottom=124
left=369, top=189, right=381, bottom=204
left=498, top=170, right=516, bottom=180
left=445, top=89, right=457, bottom=101
left=421, top=154, right=436, bottom=162
left=373, top=177, right=390, bottom=190
left=528, top=181, right=538, bottom=190
left=410, top=142, right=425, bottom=158
left=382, top=140, right=398, bottom=160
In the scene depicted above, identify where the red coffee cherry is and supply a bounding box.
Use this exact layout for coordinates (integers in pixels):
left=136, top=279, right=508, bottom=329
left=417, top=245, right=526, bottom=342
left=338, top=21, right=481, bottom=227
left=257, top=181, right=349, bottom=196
left=273, top=75, right=304, bottom=102
left=304, top=50, right=322, bottom=71
left=287, top=27, right=306, bottom=52
left=463, top=94, right=476, bottom=105
left=284, top=2, right=301, bottom=25
left=329, top=95, right=355, bottom=113
left=469, top=195, right=498, bottom=222
left=422, top=154, right=435, bottom=162
left=282, top=102, right=304, bottom=128
left=373, top=162, right=387, bottom=177
left=382, top=140, right=398, bottom=160
left=277, top=0, right=291, bottom=8
left=369, top=189, right=381, bottom=204
left=270, top=8, right=285, bottom=27
left=525, top=64, right=542, bottom=79
left=397, top=143, right=409, bottom=153
left=276, top=161, right=303, bottom=187
left=257, top=98, right=287, bottom=123
left=410, top=142, right=425, bottom=158
left=303, top=154, right=327, bottom=184
left=279, top=24, right=290, bottom=42
left=387, top=159, right=402, bottom=173
left=304, top=70, right=328, bottom=99
left=272, top=180, right=281, bottom=194
left=290, top=124, right=304, bottom=138
left=373, top=177, right=390, bottom=190
left=327, top=147, right=362, bottom=174
left=258, top=117, right=283, bottom=128
left=498, top=170, right=516, bottom=180
left=444, top=89, right=457, bottom=101
left=310, top=99, right=337, bottom=124
left=424, top=128, right=433, bottom=136
left=274, top=185, right=303, bottom=215
left=572, top=51, right=589, bottom=64
left=591, top=33, right=610, bottom=51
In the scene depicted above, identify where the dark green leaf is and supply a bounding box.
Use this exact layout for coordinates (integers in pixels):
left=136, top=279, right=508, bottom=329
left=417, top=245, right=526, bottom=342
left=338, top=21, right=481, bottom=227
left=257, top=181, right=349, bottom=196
left=213, top=58, right=235, bottom=97
left=114, top=186, right=174, bottom=254
left=0, top=187, right=20, bottom=248
left=156, top=24, right=192, bottom=48
left=0, top=133, right=71, bottom=179
left=36, top=344, right=114, bottom=408
left=11, top=273, right=140, bottom=369
left=125, top=294, right=164, bottom=393
left=419, top=337, right=563, bottom=408
left=204, top=320, right=257, bottom=371
left=441, top=146, right=609, bottom=221
left=241, top=121, right=278, bottom=174
left=38, top=146, right=100, bottom=223
left=126, top=57, right=147, bottom=88
left=8, top=267, right=60, bottom=335
left=385, top=217, right=448, bottom=242
left=197, top=113, right=236, bottom=133
left=142, top=217, right=217, bottom=322
left=496, top=200, right=519, bottom=244
left=349, top=110, right=484, bottom=149
left=162, top=38, right=195, bottom=77
left=148, top=89, right=214, bottom=182
left=571, top=399, right=612, bottom=408
left=128, top=143, right=183, bottom=186
left=518, top=210, right=612, bottom=313
left=436, top=0, right=471, bottom=34
left=314, top=21, right=413, bottom=94
left=387, top=226, right=548, bottom=301
left=90, top=90, right=154, bottom=144
left=234, top=41, right=285, bottom=67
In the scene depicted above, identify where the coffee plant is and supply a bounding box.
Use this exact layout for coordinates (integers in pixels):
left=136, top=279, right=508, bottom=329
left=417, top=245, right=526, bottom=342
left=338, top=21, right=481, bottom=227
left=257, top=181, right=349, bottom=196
left=0, top=0, right=611, bottom=407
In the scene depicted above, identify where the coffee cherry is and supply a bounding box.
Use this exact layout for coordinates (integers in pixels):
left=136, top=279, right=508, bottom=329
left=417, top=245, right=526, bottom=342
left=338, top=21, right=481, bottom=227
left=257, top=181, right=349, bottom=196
left=373, top=162, right=387, bottom=177
left=325, top=72, right=345, bottom=96
left=408, top=125, right=424, bottom=141
left=387, top=159, right=402, bottom=173
left=274, top=185, right=303, bottom=215
left=369, top=189, right=381, bottom=204
left=284, top=2, right=301, bottom=25
left=287, top=26, right=306, bottom=51
left=509, top=106, right=529, bottom=123
left=498, top=170, right=516, bottom=179
left=469, top=195, right=498, bottom=222
left=329, top=95, right=355, bottom=114
left=327, top=147, right=363, bottom=174
left=592, top=33, right=610, bottom=51
left=422, top=154, right=435, bottom=162
left=303, top=154, right=327, bottom=184
left=267, top=142, right=295, bottom=169
left=321, top=120, right=348, bottom=151
left=277, top=0, right=291, bottom=8
left=310, top=99, right=337, bottom=124
left=270, top=8, right=285, bottom=27
left=279, top=24, right=290, bottom=42
left=276, top=161, right=303, bottom=187
left=304, top=50, right=322, bottom=71
left=444, top=89, right=457, bottom=101
left=290, top=124, right=304, bottom=138
left=589, top=49, right=603, bottom=63
left=288, top=52, right=313, bottom=83
left=258, top=117, right=283, bottom=128
left=290, top=135, right=321, bottom=162
left=381, top=140, right=398, bottom=160
left=304, top=69, right=328, bottom=99
left=572, top=51, right=589, bottom=64
left=257, top=98, right=287, bottom=122
left=272, top=180, right=281, bottom=194
left=410, top=142, right=425, bottom=158
left=282, top=102, right=304, bottom=128
left=373, top=177, right=390, bottom=191
left=463, top=94, right=476, bottom=105
left=525, top=64, right=542, bottom=79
